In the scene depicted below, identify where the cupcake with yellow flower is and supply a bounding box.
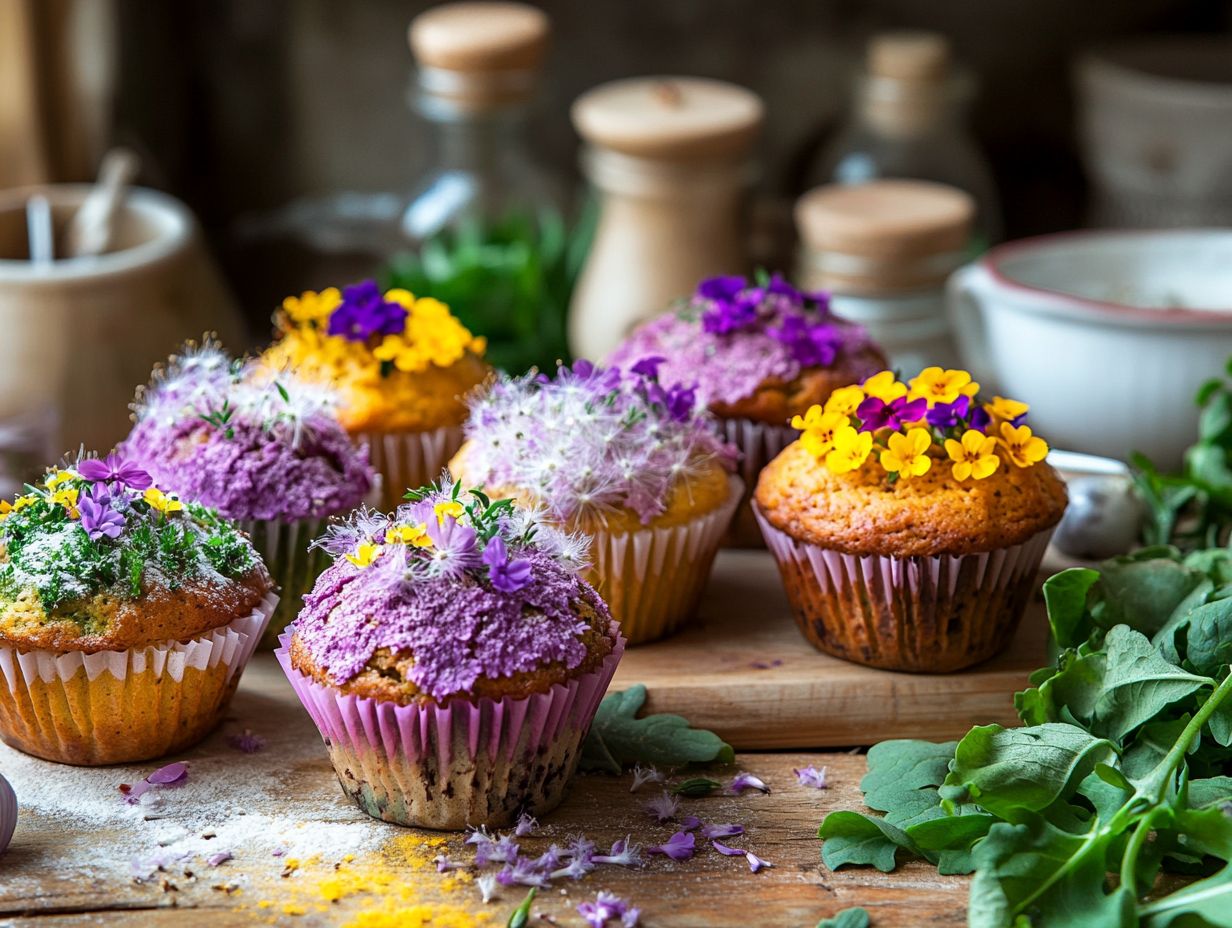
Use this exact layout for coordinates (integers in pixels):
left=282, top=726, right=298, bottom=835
left=0, top=455, right=275, bottom=764
left=754, top=367, right=1066, bottom=672
left=261, top=279, right=489, bottom=510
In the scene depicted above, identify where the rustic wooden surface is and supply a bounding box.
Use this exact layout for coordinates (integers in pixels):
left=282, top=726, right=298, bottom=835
left=613, top=550, right=1048, bottom=749
left=0, top=654, right=969, bottom=928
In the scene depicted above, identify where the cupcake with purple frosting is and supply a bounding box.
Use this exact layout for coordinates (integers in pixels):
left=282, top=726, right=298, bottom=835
left=124, top=343, right=375, bottom=645
left=610, top=273, right=886, bottom=546
left=278, top=481, right=623, bottom=830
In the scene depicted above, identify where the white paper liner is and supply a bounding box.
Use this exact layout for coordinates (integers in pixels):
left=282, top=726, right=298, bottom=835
left=0, top=591, right=278, bottom=693
left=719, top=418, right=798, bottom=548
left=360, top=425, right=465, bottom=511
left=586, top=474, right=743, bottom=645
left=756, top=503, right=1054, bottom=672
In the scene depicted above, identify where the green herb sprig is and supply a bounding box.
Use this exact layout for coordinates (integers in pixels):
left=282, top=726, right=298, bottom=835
left=580, top=684, right=734, bottom=774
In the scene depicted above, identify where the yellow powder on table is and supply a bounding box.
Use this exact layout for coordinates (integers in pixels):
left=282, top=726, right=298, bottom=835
left=344, top=902, right=491, bottom=928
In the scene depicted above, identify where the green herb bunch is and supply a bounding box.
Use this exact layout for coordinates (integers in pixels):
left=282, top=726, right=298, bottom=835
left=820, top=547, right=1232, bottom=927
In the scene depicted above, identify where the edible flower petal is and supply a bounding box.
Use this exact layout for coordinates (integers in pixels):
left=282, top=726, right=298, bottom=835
left=345, top=541, right=382, bottom=569
left=999, top=422, right=1048, bottom=468
left=824, top=385, right=865, bottom=417
left=142, top=487, right=183, bottom=514
left=77, top=453, right=152, bottom=491
left=794, top=765, right=829, bottom=789
left=727, top=772, right=771, bottom=795
left=644, top=791, right=680, bottom=823
left=908, top=367, right=977, bottom=406
left=647, top=830, right=695, bottom=861
left=824, top=427, right=873, bottom=476
left=712, top=840, right=746, bottom=856
left=746, top=850, right=774, bottom=872
left=880, top=428, right=933, bottom=479
left=945, top=429, right=1001, bottom=481
left=861, top=371, right=908, bottom=404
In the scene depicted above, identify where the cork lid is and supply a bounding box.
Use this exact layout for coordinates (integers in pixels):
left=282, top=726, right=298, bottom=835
left=571, top=77, right=763, bottom=161
left=868, top=31, right=951, bottom=83
left=409, top=2, right=549, bottom=108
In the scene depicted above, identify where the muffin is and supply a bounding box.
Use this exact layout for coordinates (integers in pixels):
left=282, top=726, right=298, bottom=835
left=0, top=456, right=275, bottom=764
left=123, top=342, right=374, bottom=646
left=260, top=279, right=490, bottom=510
left=754, top=368, right=1067, bottom=672
left=451, top=360, right=742, bottom=645
left=278, top=482, right=623, bottom=829
left=610, top=273, right=886, bottom=546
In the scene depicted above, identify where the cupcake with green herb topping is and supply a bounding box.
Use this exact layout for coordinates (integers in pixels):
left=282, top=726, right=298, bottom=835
left=0, top=456, right=275, bottom=765
left=123, top=343, right=375, bottom=645
left=278, top=479, right=622, bottom=830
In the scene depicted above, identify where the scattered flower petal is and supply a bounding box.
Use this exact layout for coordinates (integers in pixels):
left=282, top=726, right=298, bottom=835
left=592, top=836, right=641, bottom=867
left=225, top=729, right=266, bottom=753
left=647, top=830, right=695, bottom=861
left=794, top=765, right=829, bottom=789
left=146, top=762, right=189, bottom=785
left=644, top=791, right=680, bottom=823
left=206, top=850, right=233, bottom=867
left=578, top=890, right=640, bottom=928
left=476, top=872, right=498, bottom=903
left=711, top=840, right=746, bottom=856
left=679, top=815, right=703, bottom=833
left=701, top=823, right=745, bottom=839
left=727, top=772, right=770, bottom=795
left=630, top=764, right=665, bottom=793
left=746, top=851, right=774, bottom=873
left=514, top=812, right=539, bottom=838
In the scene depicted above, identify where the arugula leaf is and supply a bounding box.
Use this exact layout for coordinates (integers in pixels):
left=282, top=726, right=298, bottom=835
left=816, top=908, right=870, bottom=928
left=817, top=811, right=920, bottom=873
left=1092, top=554, right=1205, bottom=637
left=1043, top=567, right=1101, bottom=650
left=578, top=685, right=734, bottom=773
left=859, top=739, right=957, bottom=827
left=1188, top=776, right=1232, bottom=809
left=1141, top=862, right=1232, bottom=927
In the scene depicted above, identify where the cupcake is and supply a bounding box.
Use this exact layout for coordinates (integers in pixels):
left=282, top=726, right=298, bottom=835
left=0, top=456, right=275, bottom=764
left=261, top=279, right=490, bottom=511
left=754, top=368, right=1067, bottom=673
left=610, top=273, right=886, bottom=546
left=278, top=482, right=622, bottom=830
left=451, top=360, right=742, bottom=645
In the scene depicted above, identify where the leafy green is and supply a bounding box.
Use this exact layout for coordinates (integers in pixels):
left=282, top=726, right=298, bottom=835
left=579, top=684, right=734, bottom=773
left=819, top=547, right=1232, bottom=927
left=816, top=907, right=870, bottom=928
left=506, top=887, right=536, bottom=928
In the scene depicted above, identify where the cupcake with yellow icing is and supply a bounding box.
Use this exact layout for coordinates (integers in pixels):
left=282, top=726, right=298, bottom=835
left=451, top=359, right=741, bottom=645
left=754, top=368, right=1066, bottom=672
left=0, top=456, right=275, bottom=764
left=261, top=279, right=489, bottom=510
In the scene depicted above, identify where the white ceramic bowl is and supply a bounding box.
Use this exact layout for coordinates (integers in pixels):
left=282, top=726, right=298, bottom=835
left=947, top=229, right=1232, bottom=470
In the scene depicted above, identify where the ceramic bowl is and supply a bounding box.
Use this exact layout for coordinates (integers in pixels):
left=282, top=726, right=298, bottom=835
left=947, top=229, right=1232, bottom=470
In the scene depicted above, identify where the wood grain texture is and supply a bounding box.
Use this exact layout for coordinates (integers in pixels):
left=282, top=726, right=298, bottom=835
left=0, top=654, right=969, bottom=928
left=612, top=550, right=1049, bottom=749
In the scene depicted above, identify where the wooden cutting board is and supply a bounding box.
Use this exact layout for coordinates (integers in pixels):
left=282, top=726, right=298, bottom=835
left=611, top=549, right=1052, bottom=749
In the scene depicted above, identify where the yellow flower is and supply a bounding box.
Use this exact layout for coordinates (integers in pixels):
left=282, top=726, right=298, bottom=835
left=862, top=371, right=908, bottom=404
left=0, top=495, right=37, bottom=520
left=386, top=523, right=433, bottom=548
left=824, top=426, right=874, bottom=475
left=792, top=406, right=850, bottom=459
left=880, top=428, right=934, bottom=479
left=44, top=469, right=77, bottom=491
left=143, top=487, right=184, bottom=514
left=824, top=386, right=866, bottom=418
left=345, top=542, right=383, bottom=569
left=384, top=288, right=416, bottom=310
left=433, top=500, right=465, bottom=525
left=945, top=429, right=1001, bottom=481
left=999, top=422, right=1048, bottom=468
left=51, top=487, right=80, bottom=518
left=281, top=288, right=341, bottom=326
left=373, top=334, right=429, bottom=373
left=985, top=396, right=1029, bottom=422
left=908, top=368, right=978, bottom=406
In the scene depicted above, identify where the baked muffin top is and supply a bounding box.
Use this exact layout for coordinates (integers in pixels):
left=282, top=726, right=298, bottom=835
left=755, top=368, right=1067, bottom=557
left=260, top=279, right=489, bottom=433
left=0, top=456, right=271, bottom=652
left=609, top=273, right=886, bottom=425
left=124, top=343, right=373, bottom=522
left=458, top=360, right=737, bottom=529
left=289, top=480, right=616, bottom=705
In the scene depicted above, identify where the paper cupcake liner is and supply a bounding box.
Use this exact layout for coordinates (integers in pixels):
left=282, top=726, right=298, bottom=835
left=0, top=592, right=278, bottom=765
left=237, top=517, right=333, bottom=649
left=360, top=425, right=465, bottom=511
left=276, top=626, right=625, bottom=830
left=719, top=418, right=798, bottom=549
left=756, top=505, right=1053, bottom=673
left=584, top=474, right=743, bottom=646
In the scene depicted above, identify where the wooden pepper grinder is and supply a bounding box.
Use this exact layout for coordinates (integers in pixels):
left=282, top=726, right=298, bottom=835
left=568, top=77, right=763, bottom=361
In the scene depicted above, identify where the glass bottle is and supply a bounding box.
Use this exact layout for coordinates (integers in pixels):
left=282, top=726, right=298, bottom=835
left=382, top=1, right=578, bottom=374
left=806, top=31, right=1001, bottom=248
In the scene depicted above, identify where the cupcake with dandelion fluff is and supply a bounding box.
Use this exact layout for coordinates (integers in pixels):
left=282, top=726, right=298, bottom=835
left=450, top=359, right=742, bottom=644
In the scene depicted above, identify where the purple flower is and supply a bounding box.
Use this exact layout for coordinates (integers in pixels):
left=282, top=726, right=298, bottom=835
left=701, top=822, right=745, bottom=839
left=435, top=854, right=467, bottom=873
left=225, top=729, right=266, bottom=754
left=647, top=830, right=695, bottom=861
left=925, top=394, right=971, bottom=430
left=857, top=395, right=928, bottom=433
left=206, top=850, right=233, bottom=867
left=969, top=405, right=992, bottom=432
left=514, top=812, right=539, bottom=838
left=496, top=855, right=551, bottom=888
left=794, top=765, right=829, bottom=789
left=701, top=295, right=759, bottom=335
left=746, top=850, right=774, bottom=873
left=424, top=515, right=481, bottom=579
left=578, top=891, right=640, bottom=928
left=769, top=316, right=842, bottom=368
left=679, top=815, right=703, bottom=833
left=629, top=356, right=666, bottom=380
left=644, top=791, right=680, bottom=823
left=712, top=840, right=746, bottom=856
left=121, top=761, right=189, bottom=804
left=592, top=836, right=641, bottom=867
left=663, top=383, right=697, bottom=423
left=77, top=453, right=152, bottom=491
left=765, top=273, right=804, bottom=303
left=481, top=536, right=533, bottom=593
left=326, top=280, right=408, bottom=342
left=696, top=275, right=747, bottom=302
left=629, top=764, right=664, bottom=792
left=78, top=491, right=126, bottom=542
left=727, top=772, right=770, bottom=795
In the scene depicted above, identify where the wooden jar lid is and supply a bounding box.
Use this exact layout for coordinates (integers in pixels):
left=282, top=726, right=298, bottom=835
left=571, top=77, right=763, bottom=162
left=795, top=180, right=974, bottom=293
left=409, top=2, right=549, bottom=107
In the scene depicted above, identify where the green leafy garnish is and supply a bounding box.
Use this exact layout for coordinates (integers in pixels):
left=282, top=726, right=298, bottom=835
left=671, top=777, right=721, bottom=798
left=580, top=684, right=735, bottom=774
left=816, top=908, right=870, bottom=928
left=820, top=547, right=1232, bottom=926
left=506, top=887, right=536, bottom=928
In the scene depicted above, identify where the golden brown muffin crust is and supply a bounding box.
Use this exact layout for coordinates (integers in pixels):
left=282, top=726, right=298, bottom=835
left=289, top=600, right=617, bottom=707
left=755, top=439, right=1067, bottom=557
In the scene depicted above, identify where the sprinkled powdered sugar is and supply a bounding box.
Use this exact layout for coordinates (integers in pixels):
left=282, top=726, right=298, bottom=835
left=462, top=361, right=736, bottom=526
left=609, top=274, right=877, bottom=408
left=123, top=343, right=373, bottom=523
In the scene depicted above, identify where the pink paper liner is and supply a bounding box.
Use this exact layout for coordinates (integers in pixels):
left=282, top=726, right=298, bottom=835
left=719, top=418, right=798, bottom=548
left=276, top=624, right=624, bottom=782
left=585, top=474, right=743, bottom=645
left=359, top=425, right=465, bottom=511
left=755, top=504, right=1054, bottom=672
left=0, top=774, right=15, bottom=856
